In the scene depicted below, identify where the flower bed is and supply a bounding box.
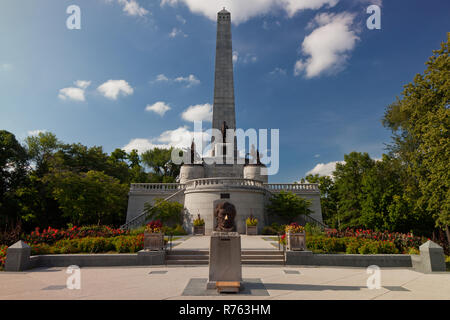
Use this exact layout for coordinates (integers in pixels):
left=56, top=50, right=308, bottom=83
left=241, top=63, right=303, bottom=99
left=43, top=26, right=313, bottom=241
left=25, top=225, right=128, bottom=245
left=325, top=228, right=427, bottom=253
left=306, top=235, right=400, bottom=254
left=0, top=245, right=7, bottom=270
left=30, top=235, right=145, bottom=255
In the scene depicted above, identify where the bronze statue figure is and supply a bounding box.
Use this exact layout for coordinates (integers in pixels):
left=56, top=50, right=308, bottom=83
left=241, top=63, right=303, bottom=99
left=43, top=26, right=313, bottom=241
left=190, top=139, right=195, bottom=164
left=221, top=121, right=228, bottom=143
left=214, top=201, right=236, bottom=232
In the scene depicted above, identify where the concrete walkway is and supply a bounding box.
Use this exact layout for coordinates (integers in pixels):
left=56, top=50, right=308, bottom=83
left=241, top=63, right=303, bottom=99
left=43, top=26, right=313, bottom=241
left=1, top=266, right=449, bottom=300
left=173, top=235, right=277, bottom=250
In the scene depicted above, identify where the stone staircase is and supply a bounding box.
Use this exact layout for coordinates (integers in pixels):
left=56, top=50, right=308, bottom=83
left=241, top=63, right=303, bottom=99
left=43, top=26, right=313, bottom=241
left=165, top=250, right=285, bottom=265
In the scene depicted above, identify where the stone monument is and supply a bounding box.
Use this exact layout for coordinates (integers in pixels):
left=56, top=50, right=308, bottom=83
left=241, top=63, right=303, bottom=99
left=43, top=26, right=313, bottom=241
left=207, top=201, right=242, bottom=292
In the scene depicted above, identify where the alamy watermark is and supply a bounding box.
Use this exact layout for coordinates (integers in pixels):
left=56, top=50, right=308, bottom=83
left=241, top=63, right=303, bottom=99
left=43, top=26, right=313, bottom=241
left=66, top=5, right=81, bottom=30
left=366, top=265, right=381, bottom=289
left=66, top=265, right=81, bottom=290
left=170, top=121, right=280, bottom=176
left=367, top=5, right=381, bottom=30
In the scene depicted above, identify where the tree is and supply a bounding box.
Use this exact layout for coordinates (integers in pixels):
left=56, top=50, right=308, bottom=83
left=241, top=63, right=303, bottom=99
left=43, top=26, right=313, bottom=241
left=383, top=33, right=449, bottom=241
left=127, top=149, right=149, bottom=183
left=141, top=147, right=181, bottom=183
left=45, top=170, right=128, bottom=226
left=266, top=191, right=312, bottom=223
left=359, top=155, right=434, bottom=234
left=143, top=198, right=184, bottom=226
left=25, top=131, right=60, bottom=176
left=304, top=174, right=338, bottom=227
left=0, top=130, right=29, bottom=227
left=333, top=152, right=375, bottom=229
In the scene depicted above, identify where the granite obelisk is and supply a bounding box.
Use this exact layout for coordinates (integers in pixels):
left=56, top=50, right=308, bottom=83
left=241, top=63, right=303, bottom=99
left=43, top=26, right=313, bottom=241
left=211, top=8, right=237, bottom=159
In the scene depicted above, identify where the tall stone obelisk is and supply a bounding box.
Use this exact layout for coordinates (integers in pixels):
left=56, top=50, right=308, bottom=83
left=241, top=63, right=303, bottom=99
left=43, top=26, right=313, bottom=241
left=211, top=8, right=237, bottom=159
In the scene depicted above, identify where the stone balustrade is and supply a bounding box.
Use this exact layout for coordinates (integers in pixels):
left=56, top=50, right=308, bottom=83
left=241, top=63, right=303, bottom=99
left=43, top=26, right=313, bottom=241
left=265, top=183, right=319, bottom=192
left=129, top=181, right=319, bottom=193
left=185, top=178, right=265, bottom=189
left=130, top=183, right=185, bottom=192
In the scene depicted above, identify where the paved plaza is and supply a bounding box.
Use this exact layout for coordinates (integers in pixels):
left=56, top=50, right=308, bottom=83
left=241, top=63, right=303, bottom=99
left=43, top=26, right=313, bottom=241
left=1, top=236, right=449, bottom=300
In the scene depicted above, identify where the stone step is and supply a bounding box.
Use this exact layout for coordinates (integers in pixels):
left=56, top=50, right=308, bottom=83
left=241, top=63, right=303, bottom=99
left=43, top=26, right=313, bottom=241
left=241, top=250, right=284, bottom=256
left=241, top=255, right=284, bottom=260
left=166, top=259, right=285, bottom=265
left=166, top=255, right=209, bottom=260
left=242, top=260, right=285, bottom=265
left=166, top=260, right=208, bottom=265
left=167, top=250, right=209, bottom=256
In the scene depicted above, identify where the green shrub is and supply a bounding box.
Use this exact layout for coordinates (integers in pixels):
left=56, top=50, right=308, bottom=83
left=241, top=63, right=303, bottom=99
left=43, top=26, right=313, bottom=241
left=345, top=239, right=362, bottom=254
left=162, top=224, right=187, bottom=236
left=305, top=235, right=400, bottom=254
left=261, top=223, right=286, bottom=235
left=128, top=226, right=146, bottom=236
left=30, top=235, right=144, bottom=255
left=408, top=247, right=420, bottom=255
left=357, top=240, right=399, bottom=254
left=304, top=223, right=323, bottom=236
left=306, top=235, right=347, bottom=253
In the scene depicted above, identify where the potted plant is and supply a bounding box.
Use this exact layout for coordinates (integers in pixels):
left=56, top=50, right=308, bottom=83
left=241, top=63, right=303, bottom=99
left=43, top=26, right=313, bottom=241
left=285, top=223, right=306, bottom=251
left=144, top=220, right=164, bottom=251
left=246, top=216, right=258, bottom=235
left=193, top=214, right=205, bottom=235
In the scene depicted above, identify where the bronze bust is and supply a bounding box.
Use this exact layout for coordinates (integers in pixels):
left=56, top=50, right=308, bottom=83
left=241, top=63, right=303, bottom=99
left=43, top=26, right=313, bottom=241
left=214, top=201, right=236, bottom=232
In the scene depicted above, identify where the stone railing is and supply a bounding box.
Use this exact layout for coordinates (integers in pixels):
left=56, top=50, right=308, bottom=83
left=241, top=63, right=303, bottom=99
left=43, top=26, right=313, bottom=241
left=265, top=183, right=319, bottom=192
left=130, top=183, right=185, bottom=192
left=185, top=178, right=265, bottom=189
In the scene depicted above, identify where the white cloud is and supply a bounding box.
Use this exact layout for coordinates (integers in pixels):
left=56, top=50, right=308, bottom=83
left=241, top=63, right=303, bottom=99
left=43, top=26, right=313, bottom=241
left=97, top=80, right=134, bottom=100
left=306, top=160, right=345, bottom=177
left=232, top=51, right=239, bottom=64
left=232, top=51, right=257, bottom=64
left=269, top=67, right=287, bottom=75
left=27, top=130, right=47, bottom=136
left=146, top=101, right=171, bottom=116
left=169, top=27, right=187, bottom=38
left=176, top=14, right=186, bottom=24
left=58, top=80, right=92, bottom=102
left=153, top=74, right=200, bottom=87
left=123, top=126, right=210, bottom=154
left=118, top=0, right=148, bottom=17
left=58, top=87, right=86, bottom=102
left=181, top=103, right=212, bottom=122
left=160, top=0, right=338, bottom=24
left=74, top=80, right=91, bottom=89
left=155, top=74, right=169, bottom=82
left=294, top=12, right=359, bottom=78
left=174, top=74, right=200, bottom=87
left=122, top=138, right=170, bottom=154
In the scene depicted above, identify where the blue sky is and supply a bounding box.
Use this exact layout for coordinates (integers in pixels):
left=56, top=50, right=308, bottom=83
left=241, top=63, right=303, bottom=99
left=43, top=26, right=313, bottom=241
left=1, top=0, right=449, bottom=182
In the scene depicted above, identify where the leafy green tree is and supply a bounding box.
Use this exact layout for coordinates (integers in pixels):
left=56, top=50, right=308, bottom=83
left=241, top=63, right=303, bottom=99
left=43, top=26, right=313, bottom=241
left=333, top=152, right=375, bottom=229
left=45, top=170, right=128, bottom=226
left=127, top=149, right=149, bottom=183
left=0, top=130, right=28, bottom=226
left=143, top=198, right=184, bottom=226
left=141, top=147, right=180, bottom=183
left=359, top=155, right=434, bottom=234
left=383, top=33, right=449, bottom=241
left=304, top=174, right=338, bottom=227
left=266, top=191, right=312, bottom=223
left=25, top=131, right=61, bottom=176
